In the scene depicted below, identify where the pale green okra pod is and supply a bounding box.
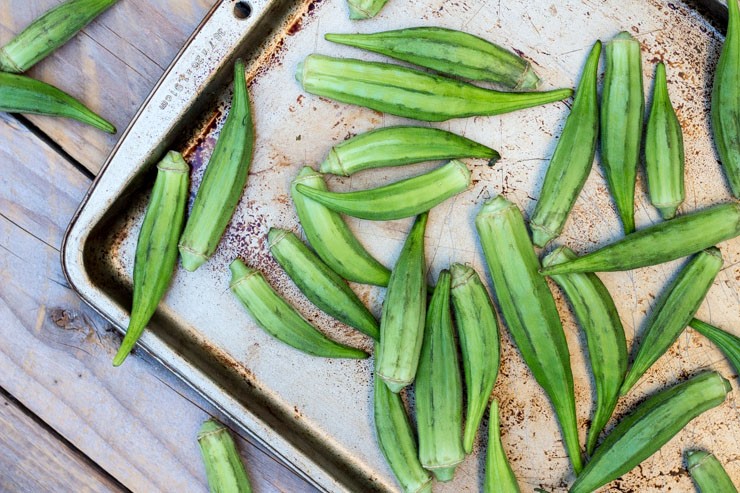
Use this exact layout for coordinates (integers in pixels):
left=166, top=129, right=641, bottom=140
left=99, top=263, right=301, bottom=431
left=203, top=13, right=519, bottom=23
left=689, top=318, right=740, bottom=379
left=346, top=0, right=389, bottom=20
left=198, top=419, right=253, bottom=493
left=484, top=400, right=521, bottom=493
left=686, top=450, right=739, bottom=493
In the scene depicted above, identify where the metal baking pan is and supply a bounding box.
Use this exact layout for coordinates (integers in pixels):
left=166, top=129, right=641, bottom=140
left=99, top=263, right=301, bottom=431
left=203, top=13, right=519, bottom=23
left=63, top=0, right=739, bottom=491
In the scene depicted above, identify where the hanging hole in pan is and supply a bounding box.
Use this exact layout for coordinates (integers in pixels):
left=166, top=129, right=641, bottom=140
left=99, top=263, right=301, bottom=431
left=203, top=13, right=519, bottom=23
left=234, top=1, right=252, bottom=19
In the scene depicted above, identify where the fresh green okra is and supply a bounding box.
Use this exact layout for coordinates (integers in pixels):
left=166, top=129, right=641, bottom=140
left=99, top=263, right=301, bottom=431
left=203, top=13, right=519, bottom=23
left=0, top=72, right=115, bottom=133
left=476, top=196, right=583, bottom=474
left=621, top=248, right=723, bottom=395
left=416, top=270, right=464, bottom=481
left=690, top=318, right=740, bottom=378
left=646, top=62, right=685, bottom=219
left=540, top=202, right=740, bottom=275
left=686, top=450, right=739, bottom=493
left=373, top=373, right=432, bottom=493
left=229, top=259, right=367, bottom=359
left=198, top=419, right=253, bottom=493
left=484, top=400, right=521, bottom=493
left=268, top=228, right=379, bottom=340
left=542, top=246, right=627, bottom=456
left=296, top=54, right=572, bottom=122
left=325, top=27, right=540, bottom=89
left=319, top=126, right=498, bottom=176
left=295, top=160, right=470, bottom=221
left=113, top=151, right=189, bottom=366
left=346, top=0, right=389, bottom=20
left=600, top=31, right=644, bottom=234
left=531, top=40, right=601, bottom=247
left=179, top=60, right=253, bottom=272
left=291, top=167, right=390, bottom=286
left=0, top=0, right=118, bottom=73
left=376, top=214, right=428, bottom=393
left=570, top=372, right=731, bottom=493
left=450, top=263, right=500, bottom=454
left=712, top=0, right=740, bottom=197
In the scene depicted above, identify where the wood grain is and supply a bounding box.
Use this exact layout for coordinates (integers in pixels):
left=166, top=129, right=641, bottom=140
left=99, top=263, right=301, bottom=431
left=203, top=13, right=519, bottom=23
left=0, top=112, right=315, bottom=492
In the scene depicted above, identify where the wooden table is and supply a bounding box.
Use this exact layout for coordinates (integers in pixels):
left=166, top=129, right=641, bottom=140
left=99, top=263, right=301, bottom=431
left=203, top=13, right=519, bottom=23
left=0, top=1, right=315, bottom=491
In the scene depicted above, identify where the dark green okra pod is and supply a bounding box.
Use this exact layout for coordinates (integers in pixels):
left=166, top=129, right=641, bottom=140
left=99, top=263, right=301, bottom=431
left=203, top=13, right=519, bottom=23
left=346, top=0, right=389, bottom=20
left=325, top=27, right=540, bottom=89
left=542, top=246, right=627, bottom=455
left=686, top=450, right=739, bottom=493
left=296, top=54, right=572, bottom=122
left=198, top=419, right=253, bottom=493
left=476, top=196, right=583, bottom=474
left=531, top=40, right=601, bottom=247
left=570, top=372, right=731, bottom=493
left=621, top=248, right=723, bottom=395
left=485, top=400, right=521, bottom=493
left=690, top=318, right=740, bottom=378
left=600, top=31, right=644, bottom=234
left=645, top=62, right=685, bottom=219
left=113, top=151, right=189, bottom=366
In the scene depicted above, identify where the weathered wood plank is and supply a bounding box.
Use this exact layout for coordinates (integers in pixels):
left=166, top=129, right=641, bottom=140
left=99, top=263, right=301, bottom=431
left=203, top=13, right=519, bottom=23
left=0, top=113, right=315, bottom=492
left=0, top=0, right=217, bottom=173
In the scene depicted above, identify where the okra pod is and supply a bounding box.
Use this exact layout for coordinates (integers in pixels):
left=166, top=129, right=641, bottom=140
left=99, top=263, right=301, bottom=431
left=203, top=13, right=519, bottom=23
left=0, top=0, right=118, bottom=73
left=542, top=246, right=627, bottom=455
left=600, top=31, right=644, bottom=234
left=484, top=400, right=521, bottom=493
left=268, top=228, right=379, bottom=340
left=690, top=318, right=740, bottom=377
left=450, top=263, right=500, bottom=454
left=291, top=167, right=390, bottom=286
left=530, top=40, right=601, bottom=247
left=229, top=259, right=367, bottom=359
left=476, top=196, right=583, bottom=474
left=711, top=0, right=740, bottom=197
left=416, top=270, right=464, bottom=481
left=296, top=54, right=572, bottom=122
left=347, top=0, right=389, bottom=20
left=645, top=62, right=685, bottom=219
left=540, top=202, right=740, bottom=275
left=373, top=374, right=432, bottom=493
left=295, top=160, right=470, bottom=221
left=0, top=72, right=115, bottom=133
left=113, top=151, right=189, bottom=366
left=325, top=27, right=540, bottom=89
left=319, top=126, right=498, bottom=176
left=686, top=450, right=739, bottom=493
left=198, top=419, right=253, bottom=493
left=376, top=214, right=428, bottom=393
left=179, top=60, right=254, bottom=272
left=570, top=372, right=731, bottom=493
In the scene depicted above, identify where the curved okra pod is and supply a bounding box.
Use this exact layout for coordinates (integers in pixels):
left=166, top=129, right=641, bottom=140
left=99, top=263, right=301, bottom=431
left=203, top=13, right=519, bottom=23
left=198, top=419, right=253, bottom=493
left=376, top=214, right=428, bottom=393
left=542, top=246, right=627, bottom=455
left=531, top=40, right=601, bottom=247
left=113, top=152, right=189, bottom=366
left=689, top=319, right=740, bottom=378
left=621, top=248, right=723, bottom=395
left=485, top=400, right=521, bottom=493
left=347, top=0, right=389, bottom=20
left=179, top=60, right=254, bottom=272
left=295, top=160, right=471, bottom=221
left=600, top=31, right=644, bottom=234
left=686, top=450, right=739, bottom=493
left=291, top=167, right=390, bottom=286
left=229, top=259, right=368, bottom=359
left=296, top=54, right=572, bottom=122
left=0, top=72, right=115, bottom=133
left=711, top=0, right=740, bottom=197
left=325, top=27, right=540, bottom=89
left=570, top=372, right=731, bottom=493
left=416, top=270, right=464, bottom=481
left=476, top=196, right=583, bottom=474
left=268, top=228, right=379, bottom=340
left=540, top=202, right=740, bottom=275
left=0, top=0, right=118, bottom=73
left=450, top=263, right=500, bottom=454
left=645, top=62, right=685, bottom=219
left=319, top=126, right=498, bottom=176
left=373, top=373, right=432, bottom=493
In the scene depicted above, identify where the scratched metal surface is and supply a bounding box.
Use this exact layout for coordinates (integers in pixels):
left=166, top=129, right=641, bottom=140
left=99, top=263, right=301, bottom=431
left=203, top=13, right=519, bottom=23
left=64, top=0, right=739, bottom=491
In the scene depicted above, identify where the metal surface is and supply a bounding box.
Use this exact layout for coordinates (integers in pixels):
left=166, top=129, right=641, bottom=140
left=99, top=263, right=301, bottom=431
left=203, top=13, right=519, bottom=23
left=63, top=0, right=739, bottom=492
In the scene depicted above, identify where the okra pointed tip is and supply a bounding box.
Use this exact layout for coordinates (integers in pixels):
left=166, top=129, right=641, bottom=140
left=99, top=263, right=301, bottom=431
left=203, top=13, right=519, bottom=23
left=111, top=348, right=129, bottom=367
